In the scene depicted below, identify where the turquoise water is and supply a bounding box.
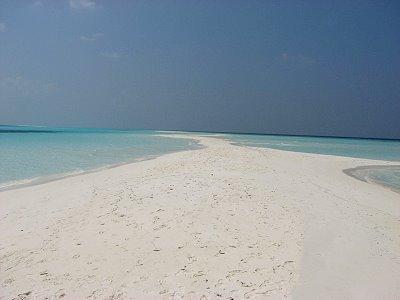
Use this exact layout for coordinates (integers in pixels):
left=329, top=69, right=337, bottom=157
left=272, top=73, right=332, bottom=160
left=224, top=133, right=400, bottom=192
left=1, top=127, right=400, bottom=192
left=0, top=125, right=199, bottom=189
left=225, top=134, right=400, bottom=161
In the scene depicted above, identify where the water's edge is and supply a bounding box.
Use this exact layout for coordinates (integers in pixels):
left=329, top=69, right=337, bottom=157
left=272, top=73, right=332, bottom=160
left=2, top=130, right=399, bottom=194
left=0, top=136, right=203, bottom=192
left=220, top=135, right=400, bottom=194
left=343, top=165, right=400, bottom=194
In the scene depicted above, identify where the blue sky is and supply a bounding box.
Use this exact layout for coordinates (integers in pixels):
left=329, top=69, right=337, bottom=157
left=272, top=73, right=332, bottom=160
left=1, top=0, right=399, bottom=138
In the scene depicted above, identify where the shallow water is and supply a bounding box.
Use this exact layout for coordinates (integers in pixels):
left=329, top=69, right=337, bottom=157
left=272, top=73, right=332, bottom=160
left=0, top=126, right=199, bottom=189
left=224, top=134, right=400, bottom=161
left=344, top=166, right=400, bottom=193
left=224, top=133, right=400, bottom=191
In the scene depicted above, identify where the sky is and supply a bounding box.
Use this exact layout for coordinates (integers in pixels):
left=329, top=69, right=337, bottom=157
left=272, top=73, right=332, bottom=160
left=1, top=0, right=400, bottom=138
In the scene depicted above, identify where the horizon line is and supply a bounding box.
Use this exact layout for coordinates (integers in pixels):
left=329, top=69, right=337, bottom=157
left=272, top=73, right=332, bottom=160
left=1, top=123, right=400, bottom=142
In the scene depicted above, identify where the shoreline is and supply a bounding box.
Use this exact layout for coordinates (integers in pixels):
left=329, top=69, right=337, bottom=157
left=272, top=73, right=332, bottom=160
left=224, top=138, right=400, bottom=163
left=343, top=165, right=400, bottom=194
left=0, top=154, right=160, bottom=193
left=1, top=135, right=399, bottom=299
left=0, top=135, right=203, bottom=193
left=1, top=133, right=397, bottom=194
left=223, top=136, right=400, bottom=194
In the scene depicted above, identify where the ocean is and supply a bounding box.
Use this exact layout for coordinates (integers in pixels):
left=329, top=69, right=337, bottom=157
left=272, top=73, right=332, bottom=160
left=223, top=133, right=400, bottom=192
left=0, top=125, right=199, bottom=190
left=1, top=127, right=399, bottom=192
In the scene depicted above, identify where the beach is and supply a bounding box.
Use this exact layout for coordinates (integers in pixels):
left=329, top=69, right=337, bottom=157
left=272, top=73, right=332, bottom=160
left=1, top=135, right=399, bottom=299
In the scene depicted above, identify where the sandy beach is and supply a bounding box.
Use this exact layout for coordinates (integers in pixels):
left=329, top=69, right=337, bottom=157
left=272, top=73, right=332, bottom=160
left=1, top=135, right=399, bottom=299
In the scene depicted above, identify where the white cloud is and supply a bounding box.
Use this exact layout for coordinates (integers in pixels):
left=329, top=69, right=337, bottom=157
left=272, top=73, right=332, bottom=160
left=80, top=33, right=103, bottom=42
left=0, top=23, right=6, bottom=33
left=100, top=52, right=121, bottom=59
left=69, top=0, right=96, bottom=10
left=0, top=76, right=57, bottom=97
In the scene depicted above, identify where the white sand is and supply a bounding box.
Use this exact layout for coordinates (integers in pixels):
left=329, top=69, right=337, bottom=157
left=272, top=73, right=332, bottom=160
left=0, top=135, right=399, bottom=299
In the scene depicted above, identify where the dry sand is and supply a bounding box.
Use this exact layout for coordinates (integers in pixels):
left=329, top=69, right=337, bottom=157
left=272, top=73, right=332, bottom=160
left=0, top=135, right=399, bottom=299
